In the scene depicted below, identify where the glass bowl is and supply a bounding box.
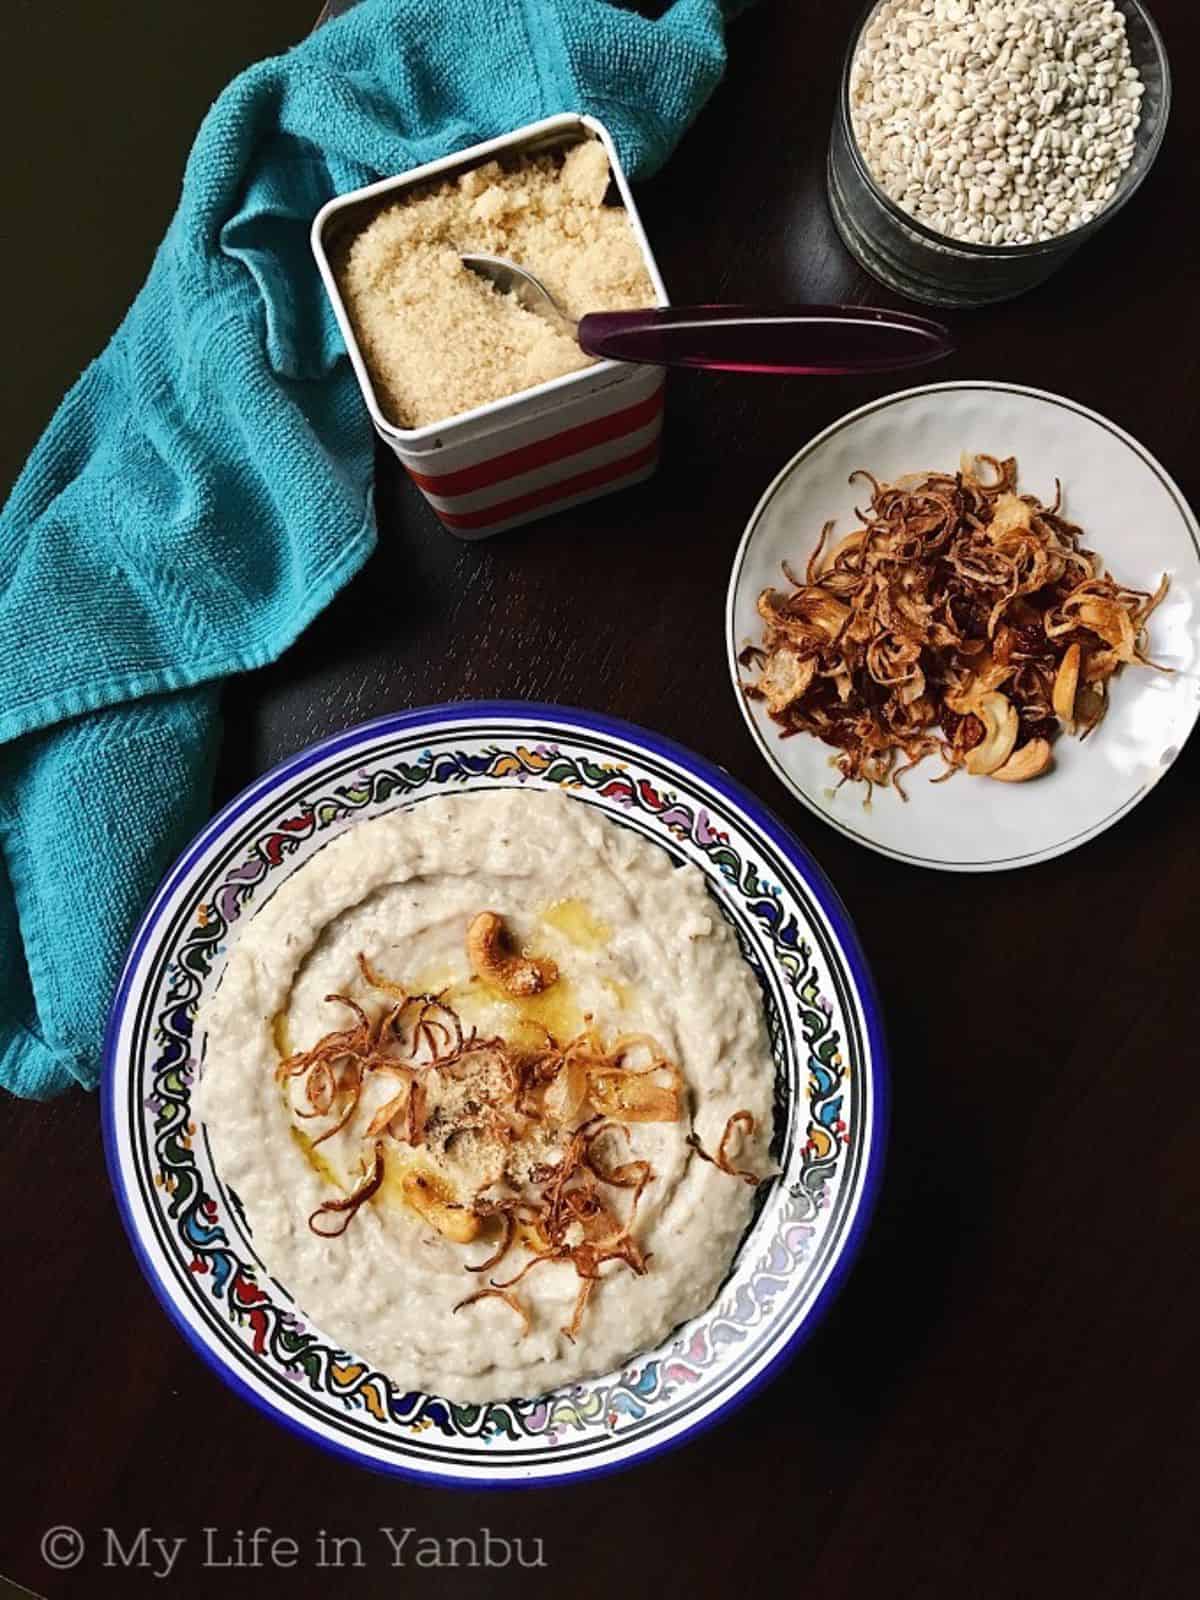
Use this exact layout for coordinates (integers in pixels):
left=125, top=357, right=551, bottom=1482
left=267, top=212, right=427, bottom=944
left=827, top=0, right=1171, bottom=308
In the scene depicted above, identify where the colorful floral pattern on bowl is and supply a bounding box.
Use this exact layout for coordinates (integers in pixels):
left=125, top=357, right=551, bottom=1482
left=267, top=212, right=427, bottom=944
left=103, top=704, right=887, bottom=1484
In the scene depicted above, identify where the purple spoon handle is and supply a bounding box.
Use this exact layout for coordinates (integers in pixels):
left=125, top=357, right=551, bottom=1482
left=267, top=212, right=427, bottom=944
left=576, top=303, right=953, bottom=375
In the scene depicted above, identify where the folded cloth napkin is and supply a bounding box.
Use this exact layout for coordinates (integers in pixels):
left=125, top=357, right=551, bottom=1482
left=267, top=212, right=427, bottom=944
left=0, top=0, right=739, bottom=1099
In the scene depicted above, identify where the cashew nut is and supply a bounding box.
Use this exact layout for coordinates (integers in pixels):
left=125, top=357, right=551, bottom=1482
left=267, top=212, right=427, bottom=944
left=466, top=911, right=558, bottom=998
left=989, top=738, right=1053, bottom=782
left=963, top=691, right=1020, bottom=776
left=1074, top=681, right=1108, bottom=734
left=1052, top=643, right=1081, bottom=730
left=760, top=647, right=815, bottom=716
left=401, top=1167, right=480, bottom=1244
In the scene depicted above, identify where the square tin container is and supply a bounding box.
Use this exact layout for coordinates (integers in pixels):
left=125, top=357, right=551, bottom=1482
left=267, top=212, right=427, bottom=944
left=311, top=114, right=668, bottom=539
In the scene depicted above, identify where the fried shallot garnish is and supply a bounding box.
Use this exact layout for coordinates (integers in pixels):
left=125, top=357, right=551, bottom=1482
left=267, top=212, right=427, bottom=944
left=474, top=1116, right=659, bottom=1340
left=452, top=1287, right=531, bottom=1336
left=741, top=455, right=1170, bottom=796
left=687, top=1110, right=764, bottom=1187
left=279, top=951, right=760, bottom=1336
left=308, top=1141, right=385, bottom=1237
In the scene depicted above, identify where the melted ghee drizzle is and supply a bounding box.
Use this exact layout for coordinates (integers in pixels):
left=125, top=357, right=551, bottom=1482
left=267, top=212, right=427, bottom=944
left=410, top=960, right=587, bottom=1045
left=289, top=1125, right=341, bottom=1190
left=272, top=1010, right=292, bottom=1059
left=500, top=979, right=585, bottom=1044
left=540, top=897, right=611, bottom=950
left=404, top=964, right=458, bottom=999
left=287, top=923, right=604, bottom=1223
left=376, top=1147, right=421, bottom=1212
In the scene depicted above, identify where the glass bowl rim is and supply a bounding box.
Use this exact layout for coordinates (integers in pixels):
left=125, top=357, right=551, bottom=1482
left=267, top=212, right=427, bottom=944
left=838, top=0, right=1172, bottom=261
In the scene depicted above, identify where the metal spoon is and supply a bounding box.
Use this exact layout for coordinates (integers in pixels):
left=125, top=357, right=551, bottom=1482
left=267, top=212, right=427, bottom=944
left=461, top=253, right=953, bottom=375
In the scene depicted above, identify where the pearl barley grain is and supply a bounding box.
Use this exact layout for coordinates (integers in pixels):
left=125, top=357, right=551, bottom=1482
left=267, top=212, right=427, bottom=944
left=850, top=0, right=1145, bottom=245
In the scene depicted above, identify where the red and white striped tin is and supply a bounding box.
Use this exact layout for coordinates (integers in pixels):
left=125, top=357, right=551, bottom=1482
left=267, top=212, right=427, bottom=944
left=312, top=114, right=667, bottom=540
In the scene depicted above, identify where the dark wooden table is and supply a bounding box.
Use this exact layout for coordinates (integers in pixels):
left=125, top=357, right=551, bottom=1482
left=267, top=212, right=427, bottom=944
left=3, top=2, right=1199, bottom=1596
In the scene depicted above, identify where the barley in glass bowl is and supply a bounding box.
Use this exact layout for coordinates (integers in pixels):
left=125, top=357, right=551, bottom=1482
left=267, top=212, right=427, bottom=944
left=827, top=0, right=1170, bottom=307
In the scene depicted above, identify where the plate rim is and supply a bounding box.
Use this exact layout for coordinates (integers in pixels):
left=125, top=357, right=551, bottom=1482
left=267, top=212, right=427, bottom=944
left=102, top=700, right=890, bottom=1485
left=725, top=379, right=1200, bottom=873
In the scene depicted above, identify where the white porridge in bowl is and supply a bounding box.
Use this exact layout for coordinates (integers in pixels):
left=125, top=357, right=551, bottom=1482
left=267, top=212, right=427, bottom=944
left=195, top=789, right=775, bottom=1403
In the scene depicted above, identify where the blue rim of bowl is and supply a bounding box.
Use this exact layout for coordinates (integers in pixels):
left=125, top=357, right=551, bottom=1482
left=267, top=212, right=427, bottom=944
left=102, top=701, right=890, bottom=1487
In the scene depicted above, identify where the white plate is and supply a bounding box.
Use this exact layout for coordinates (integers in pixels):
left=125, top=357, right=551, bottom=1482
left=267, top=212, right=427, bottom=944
left=726, top=382, right=1200, bottom=872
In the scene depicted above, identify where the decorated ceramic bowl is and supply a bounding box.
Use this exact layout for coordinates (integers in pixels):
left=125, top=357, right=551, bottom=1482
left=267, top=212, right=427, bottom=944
left=103, top=704, right=887, bottom=1484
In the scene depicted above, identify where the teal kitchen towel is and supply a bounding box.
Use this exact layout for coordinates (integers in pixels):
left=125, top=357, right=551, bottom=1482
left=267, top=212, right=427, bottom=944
left=0, top=0, right=736, bottom=1098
